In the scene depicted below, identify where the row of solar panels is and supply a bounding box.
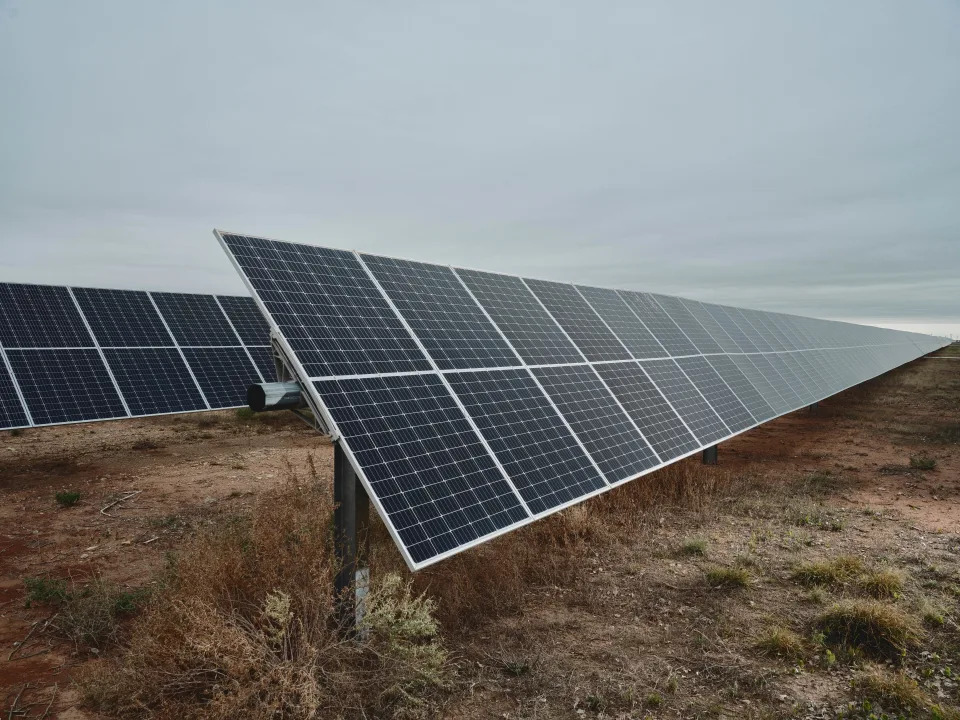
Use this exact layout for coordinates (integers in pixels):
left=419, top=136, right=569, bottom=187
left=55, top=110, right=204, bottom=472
left=217, top=232, right=950, bottom=569
left=0, top=284, right=273, bottom=429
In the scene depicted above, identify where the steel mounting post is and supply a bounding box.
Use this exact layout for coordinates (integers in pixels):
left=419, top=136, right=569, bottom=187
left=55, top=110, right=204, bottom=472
left=334, top=442, right=370, bottom=634
left=702, top=444, right=718, bottom=465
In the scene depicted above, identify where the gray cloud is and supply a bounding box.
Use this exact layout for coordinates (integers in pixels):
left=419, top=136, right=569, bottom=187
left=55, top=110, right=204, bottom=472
left=1, top=1, right=958, bottom=336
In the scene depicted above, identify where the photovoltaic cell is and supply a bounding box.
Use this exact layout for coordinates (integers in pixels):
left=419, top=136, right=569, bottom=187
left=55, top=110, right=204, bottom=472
left=7, top=349, right=127, bottom=424
left=704, top=304, right=759, bottom=353
left=675, top=356, right=755, bottom=432
left=73, top=288, right=174, bottom=347
left=594, top=362, right=699, bottom=461
left=705, top=355, right=776, bottom=423
left=639, top=359, right=729, bottom=445
left=105, top=348, right=207, bottom=415
left=181, top=347, right=262, bottom=408
left=0, top=285, right=93, bottom=348
left=727, top=306, right=775, bottom=352
left=315, top=373, right=528, bottom=565
left=217, top=295, right=271, bottom=346
left=455, top=269, right=584, bottom=365
left=152, top=292, right=242, bottom=347
left=446, top=369, right=606, bottom=514
left=532, top=365, right=659, bottom=482
left=220, top=234, right=430, bottom=377
left=362, top=255, right=520, bottom=370
left=575, top=285, right=668, bottom=359
left=0, top=359, right=29, bottom=428
left=750, top=354, right=803, bottom=410
left=524, top=279, right=631, bottom=362
left=650, top=293, right=724, bottom=354
left=619, top=291, right=698, bottom=356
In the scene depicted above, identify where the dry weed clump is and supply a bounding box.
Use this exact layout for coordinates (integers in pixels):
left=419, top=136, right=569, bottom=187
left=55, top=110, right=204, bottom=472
left=815, top=599, right=923, bottom=661
left=77, top=457, right=451, bottom=720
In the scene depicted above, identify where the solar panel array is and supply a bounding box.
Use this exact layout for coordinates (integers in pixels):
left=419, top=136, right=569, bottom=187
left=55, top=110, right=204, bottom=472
left=217, top=231, right=950, bottom=571
left=0, top=283, right=272, bottom=429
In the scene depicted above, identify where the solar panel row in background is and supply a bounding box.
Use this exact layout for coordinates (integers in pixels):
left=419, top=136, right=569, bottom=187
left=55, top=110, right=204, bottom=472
left=218, top=231, right=949, bottom=570
left=0, top=283, right=273, bottom=428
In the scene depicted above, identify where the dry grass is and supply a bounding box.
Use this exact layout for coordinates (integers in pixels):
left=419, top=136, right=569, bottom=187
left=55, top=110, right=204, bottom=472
left=705, top=566, right=750, bottom=589
left=77, top=456, right=451, bottom=719
left=792, top=556, right=865, bottom=588
left=851, top=667, right=928, bottom=713
left=815, top=599, right=923, bottom=661
left=909, top=454, right=937, bottom=470
left=753, top=626, right=805, bottom=660
left=858, top=568, right=905, bottom=599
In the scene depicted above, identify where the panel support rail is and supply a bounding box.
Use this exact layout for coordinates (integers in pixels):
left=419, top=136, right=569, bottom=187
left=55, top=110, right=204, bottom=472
left=702, top=444, right=718, bottom=465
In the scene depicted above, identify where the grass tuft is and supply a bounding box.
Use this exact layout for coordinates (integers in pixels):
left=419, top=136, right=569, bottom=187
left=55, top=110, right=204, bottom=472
left=815, top=599, right=922, bottom=661
left=679, top=537, right=708, bottom=557
left=55, top=490, right=82, bottom=507
left=851, top=667, right=927, bottom=713
left=792, top=556, right=864, bottom=587
left=909, top=454, right=937, bottom=470
left=858, top=568, right=904, bottom=599
left=705, top=566, right=750, bottom=589
left=754, top=626, right=805, bottom=660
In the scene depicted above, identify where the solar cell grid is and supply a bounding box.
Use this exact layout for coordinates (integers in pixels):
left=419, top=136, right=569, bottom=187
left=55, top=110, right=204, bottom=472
left=650, top=293, right=724, bottom=354
left=221, top=234, right=430, bottom=378
left=575, top=285, right=668, bottom=359
left=704, top=304, right=759, bottom=353
left=362, top=255, right=520, bottom=370
left=7, top=349, right=127, bottom=425
left=246, top=345, right=278, bottom=383
left=753, top=354, right=804, bottom=409
left=181, top=347, right=262, bottom=408
left=639, top=359, right=730, bottom=445
left=105, top=348, right=207, bottom=415
left=0, top=356, right=29, bottom=428
left=524, top=279, right=632, bottom=362
left=618, top=291, right=698, bottom=356
left=594, top=362, right=700, bottom=461
left=675, top=356, right=756, bottom=432
left=679, top=298, right=740, bottom=353
left=0, top=284, right=93, bottom=348
left=216, top=295, right=271, bottom=346
left=152, top=293, right=242, bottom=347
left=445, top=369, right=606, bottom=515
left=727, top=306, right=775, bottom=352
left=454, top=269, right=584, bottom=366
left=705, top=355, right=776, bottom=423
left=532, top=365, right=659, bottom=482
left=70, top=288, right=173, bottom=347
left=315, top=373, right=529, bottom=565
left=730, top=355, right=792, bottom=414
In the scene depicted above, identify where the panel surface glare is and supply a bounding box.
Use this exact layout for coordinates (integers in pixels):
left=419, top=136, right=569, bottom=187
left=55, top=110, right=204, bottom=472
left=675, top=356, right=756, bottom=432
left=638, top=359, right=729, bottom=445
left=576, top=285, right=668, bottom=359
left=619, top=291, right=699, bottom=356
left=217, top=295, right=271, bottom=346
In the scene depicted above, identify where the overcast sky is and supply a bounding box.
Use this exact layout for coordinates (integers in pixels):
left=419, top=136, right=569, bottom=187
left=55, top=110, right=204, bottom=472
left=1, top=1, right=957, bottom=338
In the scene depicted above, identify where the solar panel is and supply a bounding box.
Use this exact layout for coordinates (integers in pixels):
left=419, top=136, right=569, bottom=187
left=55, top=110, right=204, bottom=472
left=315, top=373, right=529, bottom=564
left=445, top=369, right=606, bottom=514
left=524, top=279, right=632, bottom=362
left=638, top=359, right=730, bottom=445
left=214, top=230, right=950, bottom=570
left=532, top=364, right=660, bottom=482
left=455, top=269, right=584, bottom=365
left=363, top=254, right=521, bottom=370
left=0, top=282, right=273, bottom=429
left=575, top=285, right=668, bottom=359
left=619, top=291, right=699, bottom=356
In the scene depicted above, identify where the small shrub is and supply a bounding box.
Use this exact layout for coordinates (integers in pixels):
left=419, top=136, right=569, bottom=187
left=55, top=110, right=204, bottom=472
left=234, top=407, right=257, bottom=422
left=585, top=694, right=607, bottom=712
left=24, top=576, right=68, bottom=606
left=55, top=490, right=82, bottom=508
left=792, top=556, right=864, bottom=587
left=10, top=428, right=23, bottom=437
left=852, top=668, right=927, bottom=713
left=679, top=537, right=707, bottom=557
left=858, top=568, right=904, bottom=599
left=705, top=566, right=750, bottom=589
left=909, top=454, right=937, bottom=470
left=816, top=599, right=922, bottom=660
left=754, top=626, right=805, bottom=660
left=646, top=692, right=663, bottom=708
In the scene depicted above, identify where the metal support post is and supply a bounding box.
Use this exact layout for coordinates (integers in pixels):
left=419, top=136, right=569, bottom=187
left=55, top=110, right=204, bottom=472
left=702, top=444, right=718, bottom=465
left=808, top=401, right=819, bottom=414
left=334, top=443, right=370, bottom=634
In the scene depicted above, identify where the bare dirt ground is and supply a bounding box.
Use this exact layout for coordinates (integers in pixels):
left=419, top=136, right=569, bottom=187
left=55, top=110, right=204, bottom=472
left=1, top=353, right=958, bottom=719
